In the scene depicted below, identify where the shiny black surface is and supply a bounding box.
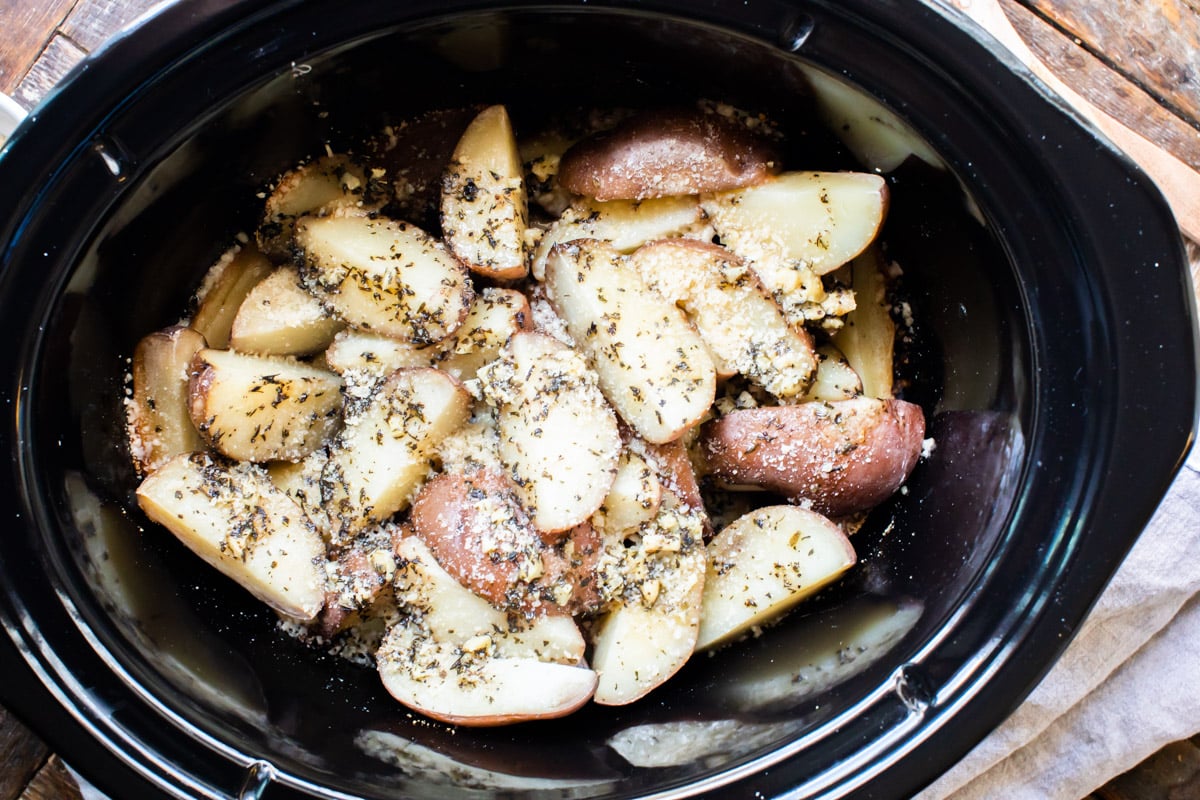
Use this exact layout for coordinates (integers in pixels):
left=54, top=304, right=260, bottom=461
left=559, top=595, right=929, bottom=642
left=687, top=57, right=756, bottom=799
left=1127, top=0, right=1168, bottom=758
left=0, top=1, right=1195, bottom=799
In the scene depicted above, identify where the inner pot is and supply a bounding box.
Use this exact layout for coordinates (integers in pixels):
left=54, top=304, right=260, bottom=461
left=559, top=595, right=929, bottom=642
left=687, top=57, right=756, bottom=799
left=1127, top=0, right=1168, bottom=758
left=0, top=2, right=1194, bottom=799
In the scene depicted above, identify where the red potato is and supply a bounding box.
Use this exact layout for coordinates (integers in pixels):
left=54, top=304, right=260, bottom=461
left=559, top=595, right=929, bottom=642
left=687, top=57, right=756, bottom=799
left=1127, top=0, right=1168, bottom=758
left=411, top=470, right=602, bottom=617
left=700, top=398, right=926, bottom=517
left=557, top=108, right=780, bottom=201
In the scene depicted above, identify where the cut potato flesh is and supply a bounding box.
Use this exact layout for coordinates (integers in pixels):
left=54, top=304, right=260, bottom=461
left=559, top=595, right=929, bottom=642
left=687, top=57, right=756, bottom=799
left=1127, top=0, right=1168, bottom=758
left=127, top=326, right=207, bottom=475
left=229, top=266, right=346, bottom=356
left=377, top=536, right=595, bottom=726
left=441, top=105, right=529, bottom=279
left=322, top=368, right=471, bottom=539
left=544, top=239, right=715, bottom=444
left=324, top=329, right=431, bottom=380
left=556, top=108, right=780, bottom=201
left=590, top=497, right=707, bottom=706
left=191, top=245, right=274, bottom=350
left=257, top=154, right=376, bottom=259
left=136, top=453, right=326, bottom=621
left=701, top=171, right=888, bottom=277
left=188, top=348, right=343, bottom=463
left=696, top=505, right=856, bottom=650
left=295, top=214, right=472, bottom=344
left=632, top=238, right=816, bottom=399
left=802, top=343, right=864, bottom=403
left=832, top=247, right=895, bottom=399
left=595, top=448, right=662, bottom=537
left=531, top=196, right=702, bottom=280
left=267, top=447, right=332, bottom=539
left=700, top=398, right=926, bottom=517
left=478, top=331, right=620, bottom=534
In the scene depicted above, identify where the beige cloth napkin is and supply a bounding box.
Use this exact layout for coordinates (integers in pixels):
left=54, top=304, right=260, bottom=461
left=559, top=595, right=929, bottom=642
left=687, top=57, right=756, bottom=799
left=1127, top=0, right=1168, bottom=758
left=919, top=442, right=1200, bottom=799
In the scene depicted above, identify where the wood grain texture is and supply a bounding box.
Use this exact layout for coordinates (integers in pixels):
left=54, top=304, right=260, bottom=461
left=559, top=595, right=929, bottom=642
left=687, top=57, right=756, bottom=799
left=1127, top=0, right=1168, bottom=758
left=0, top=0, right=79, bottom=95
left=12, top=34, right=86, bottom=109
left=1023, top=0, right=1200, bottom=129
left=0, top=709, right=49, bottom=800
left=19, top=756, right=83, bottom=800
left=61, top=0, right=165, bottom=51
left=1087, top=734, right=1200, bottom=799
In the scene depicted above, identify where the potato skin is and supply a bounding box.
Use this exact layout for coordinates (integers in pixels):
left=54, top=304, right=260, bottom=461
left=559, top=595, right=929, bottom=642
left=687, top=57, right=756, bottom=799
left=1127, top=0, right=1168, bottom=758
left=557, top=108, right=780, bottom=201
left=700, top=398, right=925, bottom=517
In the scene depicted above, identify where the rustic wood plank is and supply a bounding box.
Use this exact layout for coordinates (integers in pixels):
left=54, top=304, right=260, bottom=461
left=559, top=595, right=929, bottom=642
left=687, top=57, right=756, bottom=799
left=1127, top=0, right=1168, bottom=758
left=0, top=0, right=79, bottom=95
left=1021, top=0, right=1200, bottom=130
left=61, top=0, right=168, bottom=52
left=1089, top=737, right=1200, bottom=799
left=1002, top=0, right=1200, bottom=173
left=19, top=756, right=83, bottom=800
left=0, top=709, right=49, bottom=800
left=12, top=33, right=88, bottom=109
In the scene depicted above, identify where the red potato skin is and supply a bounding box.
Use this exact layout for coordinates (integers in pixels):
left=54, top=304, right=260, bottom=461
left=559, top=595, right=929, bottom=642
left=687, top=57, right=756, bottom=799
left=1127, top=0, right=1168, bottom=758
left=411, top=470, right=603, bottom=617
left=557, top=108, right=781, bottom=201
left=700, top=398, right=926, bottom=517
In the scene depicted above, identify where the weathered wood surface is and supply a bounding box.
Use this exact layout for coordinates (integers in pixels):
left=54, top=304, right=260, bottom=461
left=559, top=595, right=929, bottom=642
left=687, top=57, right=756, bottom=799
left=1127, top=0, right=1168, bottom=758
left=0, top=1, right=1197, bottom=799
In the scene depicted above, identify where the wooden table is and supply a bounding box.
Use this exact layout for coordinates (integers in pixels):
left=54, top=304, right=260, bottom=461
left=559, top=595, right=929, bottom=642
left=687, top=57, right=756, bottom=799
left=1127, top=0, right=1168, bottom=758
left=1, top=1, right=1199, bottom=798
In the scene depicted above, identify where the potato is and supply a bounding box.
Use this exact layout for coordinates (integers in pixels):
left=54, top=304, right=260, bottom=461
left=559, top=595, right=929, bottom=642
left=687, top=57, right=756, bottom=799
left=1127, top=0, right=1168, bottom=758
left=589, top=494, right=707, bottom=705
left=478, top=331, right=621, bottom=534
left=318, top=527, right=403, bottom=637
left=377, top=536, right=596, bottom=726
left=257, top=154, right=377, bottom=259
left=557, top=108, right=780, bottom=201
left=594, top=448, right=662, bottom=537
left=832, top=247, right=896, bottom=399
left=700, top=398, right=926, bottom=517
left=440, top=105, right=529, bottom=279
left=267, top=447, right=332, bottom=538
left=136, top=453, right=327, bottom=621
left=631, top=238, right=817, bottom=399
left=322, top=367, right=472, bottom=539
left=802, top=343, right=864, bottom=402
left=323, top=329, right=431, bottom=380
left=127, top=326, right=207, bottom=475
left=188, top=348, right=343, bottom=463
left=544, top=239, right=716, bottom=443
left=530, top=195, right=702, bottom=280
left=701, top=171, right=888, bottom=277
left=411, top=470, right=602, bottom=616
left=295, top=213, right=472, bottom=344
left=228, top=266, right=346, bottom=356
left=695, top=506, right=856, bottom=650
left=191, top=244, right=274, bottom=349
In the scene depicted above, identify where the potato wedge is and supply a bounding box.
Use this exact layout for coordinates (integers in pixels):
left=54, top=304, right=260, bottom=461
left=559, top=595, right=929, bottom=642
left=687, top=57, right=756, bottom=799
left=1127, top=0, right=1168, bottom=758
left=257, top=154, right=377, bottom=259
left=590, top=498, right=707, bottom=705
left=632, top=239, right=816, bottom=399
left=696, top=506, right=856, bottom=650
left=544, top=239, right=715, bottom=443
left=322, top=367, right=471, bottom=539
left=188, top=349, right=342, bottom=463
left=441, top=105, right=529, bottom=279
left=191, top=244, right=274, bottom=349
left=595, top=448, right=662, bottom=537
left=267, top=447, right=332, bottom=539
left=377, top=536, right=595, bottom=726
left=530, top=195, right=701, bottom=280
left=295, top=214, right=472, bottom=344
left=411, top=470, right=602, bottom=615
left=136, top=453, right=326, bottom=621
left=832, top=248, right=895, bottom=399
left=700, top=398, right=926, bottom=517
left=701, top=171, right=888, bottom=277
left=478, top=331, right=621, bottom=534
left=229, top=266, right=346, bottom=356
left=323, top=329, right=432, bottom=380
left=557, top=108, right=779, bottom=201
left=127, top=326, right=207, bottom=475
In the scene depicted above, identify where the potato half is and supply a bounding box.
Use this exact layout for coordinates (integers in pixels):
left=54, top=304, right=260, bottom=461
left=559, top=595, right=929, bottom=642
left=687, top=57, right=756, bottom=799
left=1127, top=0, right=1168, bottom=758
left=188, top=348, right=343, bottom=463
left=127, top=325, right=207, bottom=475
left=191, top=245, right=275, bottom=350
left=136, top=453, right=327, bottom=621
left=295, top=213, right=472, bottom=344
left=544, top=239, right=716, bottom=444
left=696, top=505, right=856, bottom=650
left=700, top=398, right=926, bottom=517
left=257, top=154, right=377, bottom=259
left=229, top=266, right=346, bottom=356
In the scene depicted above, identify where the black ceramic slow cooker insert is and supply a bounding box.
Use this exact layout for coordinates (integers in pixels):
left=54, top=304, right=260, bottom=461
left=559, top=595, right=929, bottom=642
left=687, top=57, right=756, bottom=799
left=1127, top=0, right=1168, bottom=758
left=0, top=1, right=1195, bottom=799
